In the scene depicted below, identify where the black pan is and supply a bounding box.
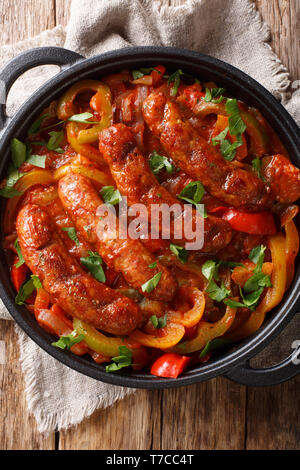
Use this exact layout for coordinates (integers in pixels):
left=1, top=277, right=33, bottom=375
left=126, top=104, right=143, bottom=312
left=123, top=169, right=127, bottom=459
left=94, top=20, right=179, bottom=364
left=0, top=46, right=299, bottom=388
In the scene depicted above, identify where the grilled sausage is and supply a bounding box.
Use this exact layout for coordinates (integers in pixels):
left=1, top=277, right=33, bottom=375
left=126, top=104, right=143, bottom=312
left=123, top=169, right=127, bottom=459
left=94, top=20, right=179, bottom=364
left=58, top=174, right=178, bottom=301
left=99, top=123, right=232, bottom=253
left=143, top=91, right=272, bottom=211
left=16, top=204, right=141, bottom=335
left=262, top=154, right=300, bottom=203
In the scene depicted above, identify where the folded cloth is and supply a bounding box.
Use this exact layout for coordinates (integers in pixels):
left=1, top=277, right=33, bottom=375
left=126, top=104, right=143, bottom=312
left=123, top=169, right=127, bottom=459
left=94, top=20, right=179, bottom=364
left=0, top=0, right=299, bottom=433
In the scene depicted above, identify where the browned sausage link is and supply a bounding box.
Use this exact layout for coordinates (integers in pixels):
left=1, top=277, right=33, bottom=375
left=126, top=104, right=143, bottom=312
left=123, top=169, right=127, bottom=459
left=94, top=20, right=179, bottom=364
left=143, top=91, right=272, bottom=211
left=16, top=204, right=141, bottom=335
left=58, top=174, right=178, bottom=301
left=99, top=123, right=232, bottom=253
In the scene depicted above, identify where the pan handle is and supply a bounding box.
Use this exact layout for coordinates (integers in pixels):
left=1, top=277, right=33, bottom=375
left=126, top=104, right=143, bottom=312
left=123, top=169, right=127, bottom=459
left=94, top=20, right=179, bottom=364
left=225, top=352, right=300, bottom=387
left=0, top=47, right=84, bottom=129
left=225, top=310, right=300, bottom=386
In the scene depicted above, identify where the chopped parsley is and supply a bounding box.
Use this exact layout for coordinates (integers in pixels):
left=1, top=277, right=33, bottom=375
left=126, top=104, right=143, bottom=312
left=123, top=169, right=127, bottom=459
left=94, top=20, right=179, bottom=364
left=52, top=331, right=85, bottom=350
left=178, top=181, right=207, bottom=217
left=149, top=151, right=174, bottom=175
left=106, top=346, right=132, bottom=373
left=141, top=272, right=162, bottom=293
left=168, top=69, right=184, bottom=96
left=170, top=243, right=188, bottom=264
left=80, top=251, right=106, bottom=283
left=15, top=275, right=42, bottom=305
left=100, top=185, right=122, bottom=206
left=150, top=314, right=167, bottom=329
left=61, top=227, right=80, bottom=246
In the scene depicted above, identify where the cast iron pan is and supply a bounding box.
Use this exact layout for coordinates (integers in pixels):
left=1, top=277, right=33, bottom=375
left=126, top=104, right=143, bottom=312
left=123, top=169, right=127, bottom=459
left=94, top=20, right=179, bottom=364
left=0, top=46, right=299, bottom=388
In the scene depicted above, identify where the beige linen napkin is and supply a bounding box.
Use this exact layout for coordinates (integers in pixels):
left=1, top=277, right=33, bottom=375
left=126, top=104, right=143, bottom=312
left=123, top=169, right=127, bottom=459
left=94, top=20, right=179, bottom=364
left=0, top=0, right=299, bottom=433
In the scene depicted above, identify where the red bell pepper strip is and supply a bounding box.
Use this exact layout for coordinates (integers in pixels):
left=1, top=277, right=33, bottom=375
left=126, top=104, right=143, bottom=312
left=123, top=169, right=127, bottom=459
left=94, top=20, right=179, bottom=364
left=151, top=65, right=166, bottom=86
left=11, top=256, right=29, bottom=292
left=150, top=353, right=190, bottom=378
left=222, top=209, right=277, bottom=235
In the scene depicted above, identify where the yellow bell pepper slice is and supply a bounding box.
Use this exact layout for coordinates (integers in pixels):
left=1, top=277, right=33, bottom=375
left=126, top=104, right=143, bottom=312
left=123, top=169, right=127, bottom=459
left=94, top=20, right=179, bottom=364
left=73, top=318, right=128, bottom=357
left=167, top=287, right=205, bottom=328
left=66, top=121, right=105, bottom=164
left=226, top=232, right=287, bottom=342
left=129, top=322, right=185, bottom=349
left=57, top=80, right=112, bottom=144
left=169, top=305, right=236, bottom=354
left=284, top=220, right=299, bottom=289
left=53, top=162, right=114, bottom=187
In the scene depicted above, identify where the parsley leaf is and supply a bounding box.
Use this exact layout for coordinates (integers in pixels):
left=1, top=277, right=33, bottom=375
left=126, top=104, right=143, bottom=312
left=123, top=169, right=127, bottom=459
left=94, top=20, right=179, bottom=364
left=249, top=245, right=266, bottom=273
left=0, top=187, right=22, bottom=198
left=178, top=181, right=207, bottom=217
left=52, top=331, right=85, bottom=350
left=150, top=314, right=167, bottom=329
left=219, top=135, right=243, bottom=161
left=132, top=70, right=144, bottom=80
left=15, top=275, right=42, bottom=305
left=100, top=186, right=122, bottom=206
left=206, top=279, right=230, bottom=302
left=141, top=272, right=162, bottom=294
left=68, top=112, right=98, bottom=124
left=106, top=346, right=132, bottom=373
left=14, top=239, right=25, bottom=268
left=47, top=130, right=64, bottom=154
left=148, top=261, right=157, bottom=269
left=212, top=126, right=230, bottom=146
left=204, top=87, right=226, bottom=103
left=170, top=243, right=188, bottom=264
left=26, top=154, right=47, bottom=168
left=223, top=298, right=247, bottom=309
left=149, top=151, right=174, bottom=175
left=61, top=227, right=79, bottom=246
left=80, top=251, right=106, bottom=283
left=226, top=99, right=247, bottom=136
left=28, top=113, right=49, bottom=136
left=252, top=157, right=264, bottom=180
left=199, top=338, right=230, bottom=358
left=168, top=69, right=184, bottom=96
left=11, top=138, right=26, bottom=168
left=201, top=259, right=220, bottom=282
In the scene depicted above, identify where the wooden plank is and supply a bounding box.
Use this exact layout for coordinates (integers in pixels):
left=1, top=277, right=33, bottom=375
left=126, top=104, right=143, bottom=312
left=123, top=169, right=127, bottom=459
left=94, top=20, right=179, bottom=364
left=0, top=0, right=56, bottom=45
left=255, top=0, right=300, bottom=82
left=0, top=321, right=55, bottom=449
left=160, top=379, right=246, bottom=450
left=246, top=376, right=300, bottom=449
left=0, top=0, right=56, bottom=451
left=55, top=0, right=71, bottom=27
left=59, top=390, right=161, bottom=450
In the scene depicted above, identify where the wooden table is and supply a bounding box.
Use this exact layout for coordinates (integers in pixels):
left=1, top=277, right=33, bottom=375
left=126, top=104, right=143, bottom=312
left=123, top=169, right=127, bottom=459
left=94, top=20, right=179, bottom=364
left=0, top=0, right=299, bottom=450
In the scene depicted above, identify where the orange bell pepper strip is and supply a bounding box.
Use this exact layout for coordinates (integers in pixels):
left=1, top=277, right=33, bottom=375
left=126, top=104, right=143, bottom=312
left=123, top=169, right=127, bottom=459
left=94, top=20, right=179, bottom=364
left=226, top=232, right=287, bottom=342
left=167, top=286, right=205, bottom=328
left=168, top=305, right=236, bottom=354
left=57, top=80, right=112, bottom=144
left=35, top=295, right=88, bottom=356
left=11, top=256, right=29, bottom=292
left=284, top=220, right=299, bottom=289
left=131, top=65, right=166, bottom=86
